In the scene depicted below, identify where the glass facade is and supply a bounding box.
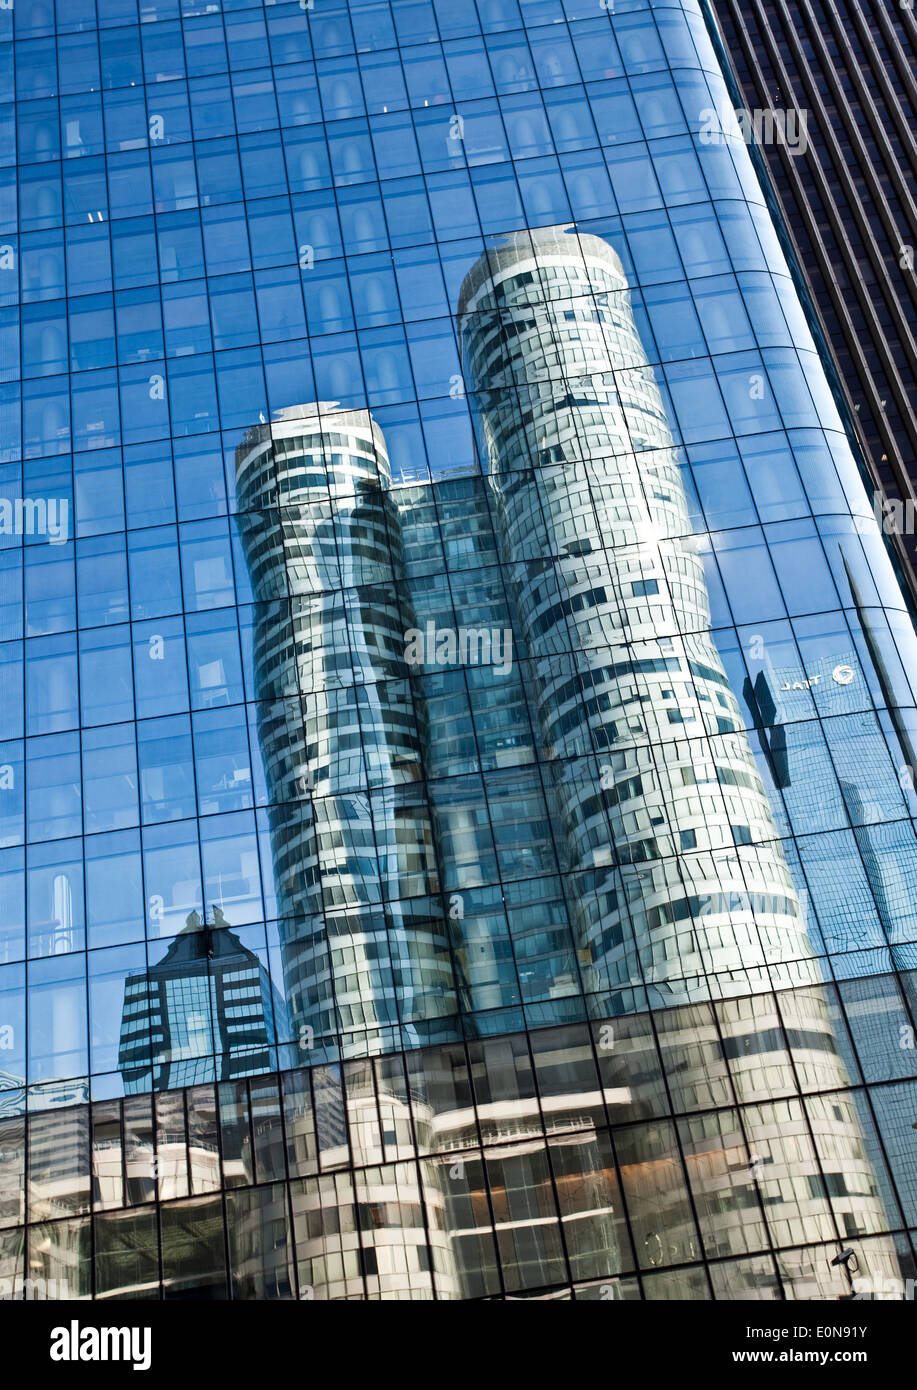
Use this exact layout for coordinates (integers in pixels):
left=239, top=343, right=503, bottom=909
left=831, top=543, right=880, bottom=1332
left=0, top=0, right=915, bottom=1301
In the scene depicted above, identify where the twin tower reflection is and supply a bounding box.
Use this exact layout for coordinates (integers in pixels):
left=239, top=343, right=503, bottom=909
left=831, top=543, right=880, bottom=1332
left=117, top=227, right=909, bottom=1297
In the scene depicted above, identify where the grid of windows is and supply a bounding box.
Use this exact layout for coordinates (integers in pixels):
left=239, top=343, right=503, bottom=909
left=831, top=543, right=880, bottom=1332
left=709, top=0, right=917, bottom=587
left=2, top=990, right=915, bottom=1300
left=1, top=0, right=916, bottom=1299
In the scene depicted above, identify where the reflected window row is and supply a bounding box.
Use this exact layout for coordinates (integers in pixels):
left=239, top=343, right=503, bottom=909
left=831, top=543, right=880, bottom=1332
left=3, top=6, right=702, bottom=113
left=1, top=194, right=791, bottom=316
left=2, top=340, right=848, bottom=461
left=5, top=271, right=817, bottom=383
left=0, top=1001, right=915, bottom=1297
left=2, top=970, right=917, bottom=1129
left=0, top=510, right=902, bottom=638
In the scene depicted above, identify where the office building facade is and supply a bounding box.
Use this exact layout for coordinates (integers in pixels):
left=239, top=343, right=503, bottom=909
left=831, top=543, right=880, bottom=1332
left=0, top=0, right=916, bottom=1300
left=708, top=0, right=917, bottom=587
left=117, top=907, right=287, bottom=1092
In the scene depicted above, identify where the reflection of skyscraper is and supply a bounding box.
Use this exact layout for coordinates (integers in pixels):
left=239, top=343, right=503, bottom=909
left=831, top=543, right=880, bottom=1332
left=748, top=648, right=917, bottom=962
left=226, top=233, right=908, bottom=1300
left=118, top=913, right=284, bottom=1093
left=234, top=405, right=458, bottom=1057
left=458, top=227, right=817, bottom=1006
left=457, top=226, right=901, bottom=1274
left=6, top=0, right=917, bottom=1308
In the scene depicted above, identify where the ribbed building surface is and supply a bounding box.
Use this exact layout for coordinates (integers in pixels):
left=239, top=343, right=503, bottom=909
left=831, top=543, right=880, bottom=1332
left=708, top=0, right=917, bottom=586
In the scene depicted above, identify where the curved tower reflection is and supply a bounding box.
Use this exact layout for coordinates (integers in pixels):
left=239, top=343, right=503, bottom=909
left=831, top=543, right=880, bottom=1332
left=225, top=240, right=906, bottom=1296
left=235, top=405, right=458, bottom=1059
left=458, top=226, right=816, bottom=1005
left=457, top=226, right=900, bottom=1273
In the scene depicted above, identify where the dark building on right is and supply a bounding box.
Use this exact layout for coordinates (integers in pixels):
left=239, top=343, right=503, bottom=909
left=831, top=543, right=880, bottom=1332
left=706, top=0, right=917, bottom=589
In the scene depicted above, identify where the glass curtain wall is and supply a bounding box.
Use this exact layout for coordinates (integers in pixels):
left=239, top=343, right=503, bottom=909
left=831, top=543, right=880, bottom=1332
left=0, top=0, right=915, bottom=1301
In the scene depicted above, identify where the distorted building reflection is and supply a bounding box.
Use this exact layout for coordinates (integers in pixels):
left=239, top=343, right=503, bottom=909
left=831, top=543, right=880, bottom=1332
left=8, top=1011, right=911, bottom=1298
left=458, top=227, right=819, bottom=1002
left=234, top=405, right=458, bottom=1058
left=118, top=909, right=285, bottom=1093
left=214, top=229, right=916, bottom=1297
left=453, top=225, right=907, bottom=1289
left=5, top=0, right=917, bottom=1306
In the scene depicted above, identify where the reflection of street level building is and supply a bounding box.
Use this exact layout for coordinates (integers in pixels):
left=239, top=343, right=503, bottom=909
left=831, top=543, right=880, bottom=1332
left=118, top=910, right=284, bottom=1092
left=430, top=1084, right=625, bottom=1298
left=288, top=1085, right=460, bottom=1300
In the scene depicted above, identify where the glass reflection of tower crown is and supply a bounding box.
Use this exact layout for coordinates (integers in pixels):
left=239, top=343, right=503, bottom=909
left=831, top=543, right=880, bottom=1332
left=235, top=405, right=457, bottom=1059
left=459, top=227, right=816, bottom=1006
left=118, top=912, right=283, bottom=1093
